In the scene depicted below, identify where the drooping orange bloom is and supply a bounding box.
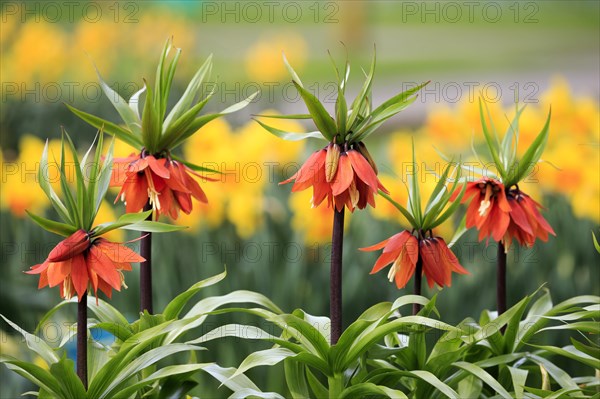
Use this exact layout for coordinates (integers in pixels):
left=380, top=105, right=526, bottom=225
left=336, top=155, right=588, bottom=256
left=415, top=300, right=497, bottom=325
left=503, top=188, right=556, bottom=250
left=111, top=152, right=213, bottom=219
left=282, top=144, right=388, bottom=212
left=461, top=178, right=511, bottom=241
left=26, top=230, right=144, bottom=301
left=361, top=230, right=468, bottom=289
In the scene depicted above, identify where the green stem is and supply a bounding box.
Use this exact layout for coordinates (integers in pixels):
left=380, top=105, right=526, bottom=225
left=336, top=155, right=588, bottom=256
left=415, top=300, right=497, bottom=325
left=328, top=374, right=344, bottom=399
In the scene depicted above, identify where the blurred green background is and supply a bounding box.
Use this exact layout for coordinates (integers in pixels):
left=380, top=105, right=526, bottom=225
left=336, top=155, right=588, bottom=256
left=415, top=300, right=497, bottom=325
left=1, top=1, right=598, bottom=397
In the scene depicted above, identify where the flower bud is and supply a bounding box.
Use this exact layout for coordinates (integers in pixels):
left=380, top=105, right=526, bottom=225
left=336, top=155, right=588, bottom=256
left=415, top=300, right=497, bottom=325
left=48, top=229, right=90, bottom=262
left=325, top=143, right=341, bottom=183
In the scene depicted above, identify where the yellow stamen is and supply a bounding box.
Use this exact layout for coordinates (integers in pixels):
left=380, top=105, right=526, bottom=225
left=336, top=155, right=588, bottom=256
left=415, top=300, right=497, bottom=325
left=63, top=276, right=74, bottom=300
left=349, top=180, right=359, bottom=207
left=478, top=184, right=493, bottom=217
left=387, top=254, right=403, bottom=283
left=145, top=170, right=161, bottom=211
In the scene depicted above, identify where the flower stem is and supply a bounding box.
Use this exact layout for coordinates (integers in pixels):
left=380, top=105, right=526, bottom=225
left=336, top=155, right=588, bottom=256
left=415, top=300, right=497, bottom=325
left=497, top=242, right=507, bottom=317
left=140, top=201, right=153, bottom=314
left=328, top=374, right=344, bottom=398
left=330, top=207, right=344, bottom=345
left=413, top=256, right=423, bottom=315
left=77, top=292, right=87, bottom=389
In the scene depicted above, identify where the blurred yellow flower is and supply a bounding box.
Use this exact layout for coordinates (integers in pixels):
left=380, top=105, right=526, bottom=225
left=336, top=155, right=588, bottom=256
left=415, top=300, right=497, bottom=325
left=289, top=190, right=349, bottom=244
left=1, top=135, right=48, bottom=217
left=244, top=32, right=307, bottom=82
left=94, top=201, right=124, bottom=243
left=3, top=22, right=68, bottom=84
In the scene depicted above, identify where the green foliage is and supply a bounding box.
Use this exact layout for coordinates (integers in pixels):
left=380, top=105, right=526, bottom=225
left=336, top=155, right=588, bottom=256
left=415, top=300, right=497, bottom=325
left=2, top=270, right=598, bottom=398
left=256, top=49, right=428, bottom=144
left=0, top=270, right=285, bottom=398
left=189, top=284, right=599, bottom=398
left=379, top=140, right=466, bottom=234
left=27, top=132, right=183, bottom=239
left=477, top=99, right=552, bottom=187
left=68, top=38, right=257, bottom=155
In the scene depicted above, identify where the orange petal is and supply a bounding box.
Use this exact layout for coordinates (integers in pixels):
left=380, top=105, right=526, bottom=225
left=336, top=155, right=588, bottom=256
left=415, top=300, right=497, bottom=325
left=88, top=247, right=121, bottom=291
left=359, top=238, right=390, bottom=252
left=347, top=150, right=378, bottom=190
left=70, top=254, right=89, bottom=299
left=508, top=199, right=533, bottom=235
left=47, top=260, right=71, bottom=288
left=370, top=250, right=400, bottom=274
left=96, top=240, right=145, bottom=263
left=146, top=156, right=170, bottom=179
left=331, top=154, right=353, bottom=196
left=490, top=205, right=510, bottom=242
left=296, top=150, right=326, bottom=184
left=394, top=247, right=418, bottom=289
left=26, top=261, right=49, bottom=275
left=48, top=230, right=89, bottom=262
left=124, top=174, right=149, bottom=213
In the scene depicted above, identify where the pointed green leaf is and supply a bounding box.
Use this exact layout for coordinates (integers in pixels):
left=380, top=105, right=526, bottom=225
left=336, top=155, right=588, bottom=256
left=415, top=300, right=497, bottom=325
left=505, top=108, right=551, bottom=186
left=347, top=48, right=376, bottom=130
left=452, top=361, right=512, bottom=399
left=93, top=61, right=141, bottom=135
left=0, top=315, right=60, bottom=365
left=128, top=84, right=146, bottom=120
left=66, top=104, right=143, bottom=148
left=91, top=210, right=152, bottom=236
left=479, top=99, right=506, bottom=178
left=141, top=79, right=160, bottom=153
left=164, top=54, right=213, bottom=128
left=38, top=140, right=72, bottom=224
left=163, top=268, right=227, bottom=320
left=379, top=190, right=417, bottom=227
left=119, top=220, right=187, bottom=233
left=292, top=81, right=336, bottom=140
left=254, top=119, right=324, bottom=141
left=57, top=139, right=82, bottom=228
left=0, top=355, right=63, bottom=397
left=282, top=52, right=303, bottom=87
left=26, top=211, right=77, bottom=237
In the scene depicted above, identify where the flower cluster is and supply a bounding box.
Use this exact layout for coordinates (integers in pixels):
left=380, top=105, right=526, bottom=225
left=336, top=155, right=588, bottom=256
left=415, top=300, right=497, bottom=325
left=282, top=143, right=388, bottom=212
left=361, top=230, right=468, bottom=289
left=27, top=230, right=143, bottom=300
left=111, top=151, right=213, bottom=219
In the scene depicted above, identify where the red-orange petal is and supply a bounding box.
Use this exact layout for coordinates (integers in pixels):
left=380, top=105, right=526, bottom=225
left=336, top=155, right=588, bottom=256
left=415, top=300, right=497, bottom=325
left=47, top=260, right=71, bottom=288
left=394, top=247, right=418, bottom=289
left=347, top=150, right=378, bottom=190
left=146, top=156, right=170, bottom=179
left=71, top=254, right=89, bottom=299
left=96, top=240, right=145, bottom=263
left=331, top=154, right=354, bottom=196
left=370, top=250, right=400, bottom=274
left=490, top=205, right=511, bottom=242
left=359, top=238, right=390, bottom=252
left=88, top=247, right=121, bottom=291
left=48, top=230, right=89, bottom=262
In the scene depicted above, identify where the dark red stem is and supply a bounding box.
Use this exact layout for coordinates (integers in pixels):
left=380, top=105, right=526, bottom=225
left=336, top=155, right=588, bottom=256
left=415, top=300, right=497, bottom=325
left=412, top=256, right=423, bottom=315
left=77, top=292, right=88, bottom=389
left=497, top=242, right=507, bottom=317
left=330, top=208, right=345, bottom=344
